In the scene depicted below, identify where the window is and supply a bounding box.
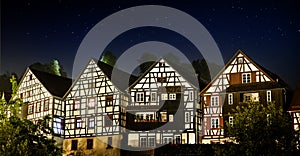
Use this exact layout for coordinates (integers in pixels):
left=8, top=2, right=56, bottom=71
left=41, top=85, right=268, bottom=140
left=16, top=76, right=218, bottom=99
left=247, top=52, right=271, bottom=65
left=237, top=57, right=243, bottom=64
left=243, top=93, right=259, bottom=102
left=159, top=62, right=165, bottom=67
left=29, top=74, right=33, bottom=80
left=20, top=93, right=23, bottom=99
left=71, top=140, right=78, bottom=150
left=36, top=102, right=41, bottom=112
left=229, top=116, right=233, bottom=126
left=189, top=91, right=194, bottom=101
left=105, top=114, right=113, bottom=127
left=242, top=73, right=251, bottom=83
left=185, top=112, right=190, bottom=123
left=151, top=92, right=157, bottom=102
left=161, top=93, right=168, bottom=100
left=87, top=98, right=96, bottom=108
left=169, top=93, right=176, bottom=100
left=87, top=139, right=93, bottom=149
left=211, top=96, right=219, bottom=106
left=157, top=77, right=167, bottom=83
left=28, top=104, right=33, bottom=114
left=53, top=118, right=63, bottom=134
left=107, top=137, right=112, bottom=148
left=169, top=114, right=174, bottom=122
left=27, top=91, right=31, bottom=97
left=74, top=100, right=80, bottom=110
left=105, top=95, right=113, bottom=106
left=44, top=99, right=49, bottom=111
left=211, top=118, right=219, bottom=128
left=160, top=112, right=167, bottom=122
left=267, top=90, right=272, bottom=102
left=75, top=118, right=82, bottom=129
left=140, top=137, right=147, bottom=147
left=175, top=136, right=181, bottom=144
left=228, top=94, right=233, bottom=105
left=148, top=137, right=155, bottom=147
left=136, top=92, right=144, bottom=102
left=163, top=137, right=173, bottom=144
left=88, top=117, right=95, bottom=128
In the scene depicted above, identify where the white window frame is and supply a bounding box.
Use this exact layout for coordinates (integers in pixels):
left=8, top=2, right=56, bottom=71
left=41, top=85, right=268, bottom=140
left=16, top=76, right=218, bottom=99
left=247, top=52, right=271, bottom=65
left=242, top=73, right=251, bottom=83
left=161, top=93, right=168, bottom=100
left=211, top=96, right=219, bottom=106
left=88, top=117, right=95, bottom=128
left=189, top=91, right=194, bottom=101
left=211, top=118, right=219, bottom=128
left=148, top=137, right=155, bottom=147
left=87, top=97, right=95, bottom=108
left=28, top=104, right=33, bottom=114
left=228, top=93, right=233, bottom=105
left=140, top=137, right=147, bottom=147
left=151, top=92, right=157, bottom=102
left=74, top=100, right=80, bottom=110
left=169, top=93, right=176, bottom=100
left=229, top=116, right=233, bottom=126
left=76, top=118, right=82, bottom=129
left=53, top=118, right=63, bottom=134
left=267, top=90, right=272, bottom=102
left=136, top=92, right=144, bottom=102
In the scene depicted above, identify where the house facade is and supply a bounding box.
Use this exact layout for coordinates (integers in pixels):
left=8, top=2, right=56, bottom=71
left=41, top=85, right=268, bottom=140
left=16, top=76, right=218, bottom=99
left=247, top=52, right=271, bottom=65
left=16, top=67, right=72, bottom=147
left=126, top=58, right=201, bottom=149
left=63, top=59, right=128, bottom=156
left=288, top=80, right=300, bottom=146
left=200, top=50, right=287, bottom=144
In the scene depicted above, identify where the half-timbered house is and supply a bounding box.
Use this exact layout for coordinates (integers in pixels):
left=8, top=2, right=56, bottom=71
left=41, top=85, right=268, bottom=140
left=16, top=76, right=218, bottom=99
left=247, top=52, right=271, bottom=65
left=16, top=67, right=72, bottom=146
left=126, top=58, right=201, bottom=149
left=200, top=50, right=288, bottom=144
left=63, top=59, right=133, bottom=156
left=288, top=80, right=300, bottom=145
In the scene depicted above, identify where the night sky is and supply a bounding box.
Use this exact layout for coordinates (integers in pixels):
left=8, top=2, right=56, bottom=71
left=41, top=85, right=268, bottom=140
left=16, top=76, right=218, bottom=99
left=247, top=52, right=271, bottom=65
left=1, top=0, right=300, bottom=88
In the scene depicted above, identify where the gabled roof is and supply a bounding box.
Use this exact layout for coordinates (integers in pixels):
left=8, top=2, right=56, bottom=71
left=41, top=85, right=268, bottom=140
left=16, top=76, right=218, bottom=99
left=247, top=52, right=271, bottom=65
left=127, top=58, right=201, bottom=90
left=96, top=60, right=139, bottom=91
left=200, top=49, right=286, bottom=94
left=29, top=68, right=72, bottom=98
left=289, top=80, right=300, bottom=111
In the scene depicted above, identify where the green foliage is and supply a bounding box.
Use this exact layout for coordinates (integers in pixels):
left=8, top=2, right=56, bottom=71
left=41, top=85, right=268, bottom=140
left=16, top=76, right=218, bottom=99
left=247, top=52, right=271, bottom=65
left=0, top=76, right=61, bottom=155
left=100, top=51, right=117, bottom=67
left=223, top=101, right=298, bottom=155
left=30, top=59, right=67, bottom=77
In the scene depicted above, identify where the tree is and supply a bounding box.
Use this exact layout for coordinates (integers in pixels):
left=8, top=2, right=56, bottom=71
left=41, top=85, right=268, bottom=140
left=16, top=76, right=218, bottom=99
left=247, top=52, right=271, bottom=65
left=30, top=59, right=67, bottom=77
left=0, top=76, right=61, bottom=155
left=100, top=51, right=117, bottom=67
left=223, top=101, right=298, bottom=155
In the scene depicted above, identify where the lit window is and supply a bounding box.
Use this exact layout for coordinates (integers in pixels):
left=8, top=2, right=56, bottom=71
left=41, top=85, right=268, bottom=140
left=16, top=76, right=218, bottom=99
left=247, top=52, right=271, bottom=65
left=169, top=93, right=176, bottom=100
left=211, top=96, right=219, bottom=106
left=148, top=137, right=155, bottom=147
left=87, top=98, right=96, bottom=108
left=88, top=117, right=95, bottom=128
left=228, top=94, right=233, bottom=105
left=53, top=118, right=63, bottom=134
left=242, top=73, right=251, bottom=83
left=44, top=99, right=49, bottom=111
left=151, top=92, right=157, bottom=102
left=229, top=116, right=233, bottom=126
left=169, top=114, right=174, bottom=122
left=87, top=139, right=93, bottom=149
left=75, top=118, right=82, bottom=129
left=28, top=104, right=33, bottom=114
left=161, top=94, right=168, bottom=100
left=267, top=90, right=272, bottom=102
left=105, top=95, right=113, bottom=106
left=211, top=118, right=219, bottom=128
left=160, top=112, right=167, bottom=122
left=136, top=92, right=144, bottom=102
left=243, top=93, right=259, bottom=102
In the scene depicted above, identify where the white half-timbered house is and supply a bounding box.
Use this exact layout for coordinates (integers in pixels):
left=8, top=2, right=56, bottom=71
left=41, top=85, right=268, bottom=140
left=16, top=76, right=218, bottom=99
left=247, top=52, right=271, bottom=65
left=63, top=59, right=131, bottom=155
left=288, top=80, right=300, bottom=145
left=17, top=67, right=72, bottom=146
left=200, top=50, right=288, bottom=144
left=126, top=58, right=201, bottom=149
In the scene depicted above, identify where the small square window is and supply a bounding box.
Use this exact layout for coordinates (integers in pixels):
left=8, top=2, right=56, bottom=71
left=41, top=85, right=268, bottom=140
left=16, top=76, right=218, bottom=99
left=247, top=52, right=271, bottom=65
left=161, top=94, right=168, bottom=100
left=106, top=95, right=113, bottom=106
left=169, top=94, right=176, bottom=100
left=242, top=73, right=251, bottom=83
